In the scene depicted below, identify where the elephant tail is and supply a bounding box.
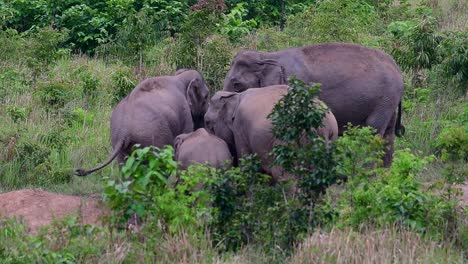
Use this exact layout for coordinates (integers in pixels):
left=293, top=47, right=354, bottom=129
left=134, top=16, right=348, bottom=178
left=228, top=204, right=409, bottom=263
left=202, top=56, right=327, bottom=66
left=75, top=140, right=124, bottom=177
left=395, top=100, right=405, bottom=137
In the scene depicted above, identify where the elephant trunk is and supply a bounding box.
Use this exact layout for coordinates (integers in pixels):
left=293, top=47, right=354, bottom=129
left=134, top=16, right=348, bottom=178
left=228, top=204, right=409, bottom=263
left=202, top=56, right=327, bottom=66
left=75, top=140, right=124, bottom=177
left=395, top=101, right=405, bottom=137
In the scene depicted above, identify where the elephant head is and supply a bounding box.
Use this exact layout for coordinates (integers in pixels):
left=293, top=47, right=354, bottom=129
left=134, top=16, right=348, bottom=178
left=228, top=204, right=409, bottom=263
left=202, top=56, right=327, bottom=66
left=177, top=69, right=210, bottom=129
left=223, top=50, right=286, bottom=92
left=204, top=91, right=240, bottom=150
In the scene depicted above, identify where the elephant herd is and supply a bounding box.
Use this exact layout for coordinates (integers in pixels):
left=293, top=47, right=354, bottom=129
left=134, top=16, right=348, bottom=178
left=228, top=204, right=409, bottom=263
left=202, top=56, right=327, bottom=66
left=76, top=42, right=404, bottom=181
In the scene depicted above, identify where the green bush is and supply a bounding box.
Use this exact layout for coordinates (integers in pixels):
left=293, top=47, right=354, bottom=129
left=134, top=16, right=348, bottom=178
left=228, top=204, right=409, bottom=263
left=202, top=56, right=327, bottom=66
left=335, top=148, right=456, bottom=235
left=218, top=3, right=257, bottom=42
left=334, top=125, right=385, bottom=179
left=103, top=146, right=212, bottom=235
left=209, top=155, right=299, bottom=254
left=170, top=6, right=232, bottom=89
left=438, top=31, right=468, bottom=93
left=35, top=81, right=72, bottom=110
left=5, top=105, right=27, bottom=123
left=389, top=14, right=443, bottom=86
left=63, top=107, right=95, bottom=128
left=24, top=27, right=70, bottom=75
left=111, top=67, right=137, bottom=104
left=269, top=78, right=337, bottom=200
left=0, top=216, right=109, bottom=263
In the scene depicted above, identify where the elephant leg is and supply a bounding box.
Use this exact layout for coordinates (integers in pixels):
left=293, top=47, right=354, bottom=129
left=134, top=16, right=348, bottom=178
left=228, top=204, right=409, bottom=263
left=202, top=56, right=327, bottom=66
left=382, top=111, right=397, bottom=167
left=365, top=108, right=396, bottom=167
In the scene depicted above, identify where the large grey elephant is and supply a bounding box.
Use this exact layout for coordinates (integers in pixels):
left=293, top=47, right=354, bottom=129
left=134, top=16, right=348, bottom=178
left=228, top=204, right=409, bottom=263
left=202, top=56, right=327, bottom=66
left=204, top=85, right=338, bottom=182
left=174, top=128, right=233, bottom=170
left=75, top=69, right=210, bottom=176
left=223, top=42, right=404, bottom=166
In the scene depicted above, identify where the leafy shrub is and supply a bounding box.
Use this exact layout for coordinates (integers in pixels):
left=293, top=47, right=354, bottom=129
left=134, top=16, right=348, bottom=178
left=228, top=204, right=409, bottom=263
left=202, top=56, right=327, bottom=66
left=218, top=3, right=257, bottom=42
left=438, top=31, right=468, bottom=93
left=170, top=5, right=233, bottom=89
left=334, top=125, right=385, bottom=179
left=104, top=146, right=212, bottom=235
left=335, top=148, right=456, bottom=235
left=80, top=71, right=101, bottom=99
left=39, top=128, right=72, bottom=152
left=170, top=6, right=223, bottom=70
left=436, top=125, right=468, bottom=163
left=63, top=107, right=95, bottom=128
left=197, top=34, right=233, bottom=90
left=0, top=216, right=109, bottom=263
left=16, top=140, right=50, bottom=168
left=6, top=105, right=27, bottom=123
left=209, top=155, right=299, bottom=254
left=269, top=78, right=337, bottom=200
left=111, top=67, right=137, bottom=104
left=35, top=81, right=72, bottom=110
left=389, top=14, right=443, bottom=86
left=24, top=27, right=70, bottom=75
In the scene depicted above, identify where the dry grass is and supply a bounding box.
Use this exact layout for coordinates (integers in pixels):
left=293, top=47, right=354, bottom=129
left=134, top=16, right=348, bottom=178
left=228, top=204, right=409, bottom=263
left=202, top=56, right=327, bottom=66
left=410, top=0, right=468, bottom=30
left=288, top=227, right=464, bottom=264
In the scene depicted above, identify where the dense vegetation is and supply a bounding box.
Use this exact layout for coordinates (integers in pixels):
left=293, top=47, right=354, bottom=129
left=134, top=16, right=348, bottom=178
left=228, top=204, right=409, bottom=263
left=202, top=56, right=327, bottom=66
left=0, top=0, right=467, bottom=262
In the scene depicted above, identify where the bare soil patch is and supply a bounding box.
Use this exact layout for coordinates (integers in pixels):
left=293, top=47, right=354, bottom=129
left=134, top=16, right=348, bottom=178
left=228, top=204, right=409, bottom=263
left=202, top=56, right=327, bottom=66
left=0, top=189, right=108, bottom=233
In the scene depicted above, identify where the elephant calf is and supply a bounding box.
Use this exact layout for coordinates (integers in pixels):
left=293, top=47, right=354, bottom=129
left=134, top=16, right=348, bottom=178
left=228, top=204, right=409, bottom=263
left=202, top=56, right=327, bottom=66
left=204, top=85, right=338, bottom=182
left=174, top=128, right=233, bottom=170
left=75, top=69, right=210, bottom=176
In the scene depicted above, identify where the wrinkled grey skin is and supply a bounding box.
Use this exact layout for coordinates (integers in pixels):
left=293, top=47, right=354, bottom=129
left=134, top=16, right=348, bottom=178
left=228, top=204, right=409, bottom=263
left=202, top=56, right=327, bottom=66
left=76, top=69, right=210, bottom=176
left=204, top=85, right=338, bottom=182
left=174, top=128, right=233, bottom=170
left=223, top=42, right=404, bottom=166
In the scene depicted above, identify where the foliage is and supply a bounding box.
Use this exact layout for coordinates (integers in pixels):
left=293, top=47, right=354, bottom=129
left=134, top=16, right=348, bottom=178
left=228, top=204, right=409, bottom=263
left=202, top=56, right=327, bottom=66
left=335, top=148, right=456, bottom=235
left=0, top=216, right=110, bottom=263
left=170, top=7, right=223, bottom=69
left=170, top=6, right=232, bottom=88
left=34, top=81, right=71, bottom=110
left=218, top=3, right=257, bottom=42
left=269, top=78, right=337, bottom=200
left=23, top=27, right=70, bottom=75
left=389, top=14, right=443, bottom=85
left=63, top=107, right=95, bottom=128
left=209, top=155, right=300, bottom=254
left=103, top=146, right=212, bottom=235
left=334, top=125, right=385, bottom=179
left=111, top=67, right=137, bottom=104
left=438, top=30, right=468, bottom=93
left=5, top=105, right=27, bottom=123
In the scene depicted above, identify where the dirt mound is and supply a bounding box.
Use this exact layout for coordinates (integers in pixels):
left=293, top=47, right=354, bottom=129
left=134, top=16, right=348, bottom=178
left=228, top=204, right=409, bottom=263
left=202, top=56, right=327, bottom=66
left=0, top=189, right=108, bottom=233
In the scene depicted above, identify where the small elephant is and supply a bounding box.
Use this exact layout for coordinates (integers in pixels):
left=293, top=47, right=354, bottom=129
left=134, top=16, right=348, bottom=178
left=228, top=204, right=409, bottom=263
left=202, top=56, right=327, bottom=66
left=204, top=85, right=338, bottom=182
left=223, top=42, right=404, bottom=166
left=174, top=128, right=233, bottom=170
left=76, top=69, right=210, bottom=176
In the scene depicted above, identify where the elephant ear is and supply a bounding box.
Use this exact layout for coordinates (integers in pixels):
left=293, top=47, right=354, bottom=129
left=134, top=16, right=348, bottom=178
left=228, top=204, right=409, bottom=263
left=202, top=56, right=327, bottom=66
left=186, top=78, right=201, bottom=110
left=173, top=135, right=185, bottom=160
left=259, top=59, right=286, bottom=87
left=219, top=93, right=240, bottom=123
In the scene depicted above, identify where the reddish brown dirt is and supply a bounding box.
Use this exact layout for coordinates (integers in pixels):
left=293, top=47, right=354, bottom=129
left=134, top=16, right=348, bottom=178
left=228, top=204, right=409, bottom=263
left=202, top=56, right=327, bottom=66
left=0, top=189, right=108, bottom=234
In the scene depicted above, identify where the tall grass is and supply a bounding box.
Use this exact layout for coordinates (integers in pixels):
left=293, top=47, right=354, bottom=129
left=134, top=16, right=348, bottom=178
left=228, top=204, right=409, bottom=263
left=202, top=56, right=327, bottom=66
left=289, top=227, right=465, bottom=264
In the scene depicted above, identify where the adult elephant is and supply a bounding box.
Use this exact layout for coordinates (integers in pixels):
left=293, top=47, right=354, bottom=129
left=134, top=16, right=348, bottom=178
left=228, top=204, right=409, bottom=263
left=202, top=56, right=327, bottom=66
left=174, top=128, right=233, bottom=170
left=75, top=69, right=210, bottom=176
left=204, top=85, right=338, bottom=182
left=223, top=42, right=404, bottom=166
